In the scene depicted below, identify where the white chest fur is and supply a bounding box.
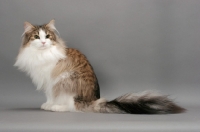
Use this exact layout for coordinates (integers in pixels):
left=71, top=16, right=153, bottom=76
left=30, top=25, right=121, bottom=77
left=14, top=46, right=66, bottom=90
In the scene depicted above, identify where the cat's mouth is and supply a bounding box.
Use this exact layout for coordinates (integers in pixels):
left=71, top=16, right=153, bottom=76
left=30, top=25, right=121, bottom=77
left=39, top=45, right=49, bottom=50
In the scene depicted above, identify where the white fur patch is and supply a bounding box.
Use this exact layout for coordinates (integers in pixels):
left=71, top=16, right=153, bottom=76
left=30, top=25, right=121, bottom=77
left=14, top=45, right=66, bottom=90
left=15, top=44, right=69, bottom=112
left=52, top=93, right=76, bottom=112
left=39, top=30, right=46, bottom=42
left=41, top=93, right=76, bottom=112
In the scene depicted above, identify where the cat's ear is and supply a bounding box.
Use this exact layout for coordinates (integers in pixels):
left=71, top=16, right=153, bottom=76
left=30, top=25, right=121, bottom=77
left=46, top=19, right=56, bottom=30
left=21, top=21, right=34, bottom=37
left=46, top=19, right=60, bottom=35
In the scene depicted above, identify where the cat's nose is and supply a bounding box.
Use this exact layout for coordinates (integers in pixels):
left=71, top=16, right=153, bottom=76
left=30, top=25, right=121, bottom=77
left=42, top=42, right=46, bottom=44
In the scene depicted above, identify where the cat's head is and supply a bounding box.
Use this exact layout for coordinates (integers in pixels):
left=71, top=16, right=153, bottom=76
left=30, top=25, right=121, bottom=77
left=22, top=19, right=60, bottom=50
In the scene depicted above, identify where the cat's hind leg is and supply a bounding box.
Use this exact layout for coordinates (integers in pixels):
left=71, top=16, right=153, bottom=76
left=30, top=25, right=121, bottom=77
left=50, top=93, right=76, bottom=112
left=50, top=105, right=68, bottom=112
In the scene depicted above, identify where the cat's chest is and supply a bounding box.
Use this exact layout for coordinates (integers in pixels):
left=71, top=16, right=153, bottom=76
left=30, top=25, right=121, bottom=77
left=15, top=46, right=66, bottom=89
left=31, top=61, right=56, bottom=89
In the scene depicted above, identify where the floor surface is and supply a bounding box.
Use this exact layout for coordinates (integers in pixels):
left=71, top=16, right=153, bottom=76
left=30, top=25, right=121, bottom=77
left=0, top=104, right=199, bottom=132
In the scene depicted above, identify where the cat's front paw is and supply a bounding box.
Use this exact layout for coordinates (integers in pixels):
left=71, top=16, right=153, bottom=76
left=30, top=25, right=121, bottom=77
left=41, top=103, right=53, bottom=111
left=51, top=105, right=68, bottom=112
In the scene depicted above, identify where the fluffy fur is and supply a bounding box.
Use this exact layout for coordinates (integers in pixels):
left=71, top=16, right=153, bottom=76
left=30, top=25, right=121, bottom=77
left=14, top=20, right=185, bottom=114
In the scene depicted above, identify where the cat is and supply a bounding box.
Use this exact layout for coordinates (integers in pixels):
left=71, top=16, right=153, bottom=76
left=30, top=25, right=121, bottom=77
left=14, top=20, right=185, bottom=114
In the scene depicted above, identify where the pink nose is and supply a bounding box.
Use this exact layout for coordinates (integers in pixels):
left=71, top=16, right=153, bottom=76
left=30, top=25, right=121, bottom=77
left=42, top=42, right=46, bottom=44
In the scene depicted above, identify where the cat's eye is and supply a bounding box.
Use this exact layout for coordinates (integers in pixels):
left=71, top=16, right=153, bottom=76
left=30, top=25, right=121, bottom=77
left=34, top=35, right=40, bottom=39
left=46, top=35, right=50, bottom=38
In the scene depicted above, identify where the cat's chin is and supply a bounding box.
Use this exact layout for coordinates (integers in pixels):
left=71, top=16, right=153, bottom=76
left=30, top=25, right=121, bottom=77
left=38, top=46, right=50, bottom=50
left=30, top=44, right=50, bottom=50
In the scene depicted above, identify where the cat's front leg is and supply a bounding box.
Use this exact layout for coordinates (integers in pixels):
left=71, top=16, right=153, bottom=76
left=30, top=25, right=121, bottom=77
left=41, top=102, right=53, bottom=111
left=41, top=88, right=54, bottom=111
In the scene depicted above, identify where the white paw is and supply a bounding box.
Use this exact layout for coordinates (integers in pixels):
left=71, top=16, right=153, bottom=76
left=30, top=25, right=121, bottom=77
left=51, top=105, right=68, bottom=112
left=41, top=103, right=53, bottom=111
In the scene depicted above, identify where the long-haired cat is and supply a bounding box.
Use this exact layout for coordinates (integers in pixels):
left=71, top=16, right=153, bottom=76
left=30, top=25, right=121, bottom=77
left=14, top=20, right=185, bottom=114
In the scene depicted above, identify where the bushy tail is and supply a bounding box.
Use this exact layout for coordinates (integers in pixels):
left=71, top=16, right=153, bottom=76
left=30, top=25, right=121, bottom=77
left=92, top=91, right=185, bottom=114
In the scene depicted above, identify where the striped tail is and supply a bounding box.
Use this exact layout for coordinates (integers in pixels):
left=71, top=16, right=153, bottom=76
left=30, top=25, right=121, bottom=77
left=92, top=91, right=185, bottom=114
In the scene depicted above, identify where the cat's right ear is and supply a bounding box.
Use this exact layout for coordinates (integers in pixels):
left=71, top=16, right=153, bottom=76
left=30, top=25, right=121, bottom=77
left=21, top=21, right=34, bottom=37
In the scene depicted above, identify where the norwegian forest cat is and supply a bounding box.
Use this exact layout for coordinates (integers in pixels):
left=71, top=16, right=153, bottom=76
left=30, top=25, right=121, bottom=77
left=14, top=20, right=185, bottom=114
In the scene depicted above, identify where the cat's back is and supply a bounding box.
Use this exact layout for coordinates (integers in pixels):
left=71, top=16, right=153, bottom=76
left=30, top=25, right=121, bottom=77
left=53, top=47, right=97, bottom=79
left=65, top=48, right=94, bottom=72
left=66, top=48, right=89, bottom=63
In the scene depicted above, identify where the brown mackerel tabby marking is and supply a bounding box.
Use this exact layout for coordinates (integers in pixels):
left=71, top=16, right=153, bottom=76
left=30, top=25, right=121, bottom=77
left=52, top=48, right=100, bottom=106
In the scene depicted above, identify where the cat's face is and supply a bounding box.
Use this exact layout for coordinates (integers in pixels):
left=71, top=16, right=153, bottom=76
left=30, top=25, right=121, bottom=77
left=22, top=20, right=58, bottom=50
left=28, top=28, right=56, bottom=50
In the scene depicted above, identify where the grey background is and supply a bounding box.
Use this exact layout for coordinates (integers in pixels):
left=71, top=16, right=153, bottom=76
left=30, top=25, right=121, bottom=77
left=0, top=0, right=200, bottom=131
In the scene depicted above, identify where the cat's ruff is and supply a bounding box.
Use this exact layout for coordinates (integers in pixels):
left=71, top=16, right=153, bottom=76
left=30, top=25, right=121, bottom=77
left=14, top=20, right=185, bottom=114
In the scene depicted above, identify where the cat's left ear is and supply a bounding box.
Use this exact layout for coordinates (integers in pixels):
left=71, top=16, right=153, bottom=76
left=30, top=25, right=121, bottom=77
left=46, top=19, right=56, bottom=30
left=46, top=19, right=60, bottom=35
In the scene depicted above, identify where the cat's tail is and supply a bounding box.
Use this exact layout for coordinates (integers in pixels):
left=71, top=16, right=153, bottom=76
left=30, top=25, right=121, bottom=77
left=87, top=91, right=185, bottom=114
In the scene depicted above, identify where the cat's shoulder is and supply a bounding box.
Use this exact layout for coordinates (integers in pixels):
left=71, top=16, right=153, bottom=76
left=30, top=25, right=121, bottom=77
left=62, top=48, right=93, bottom=69
left=65, top=48, right=87, bottom=58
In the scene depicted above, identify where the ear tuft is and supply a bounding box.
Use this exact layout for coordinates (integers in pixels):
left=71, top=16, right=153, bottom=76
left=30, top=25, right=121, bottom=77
left=21, top=21, right=34, bottom=37
left=46, top=19, right=60, bottom=35
left=46, top=19, right=56, bottom=30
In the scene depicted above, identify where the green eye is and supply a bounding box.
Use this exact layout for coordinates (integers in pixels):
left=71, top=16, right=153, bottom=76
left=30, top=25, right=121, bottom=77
left=34, top=35, right=40, bottom=39
left=46, top=35, right=50, bottom=38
